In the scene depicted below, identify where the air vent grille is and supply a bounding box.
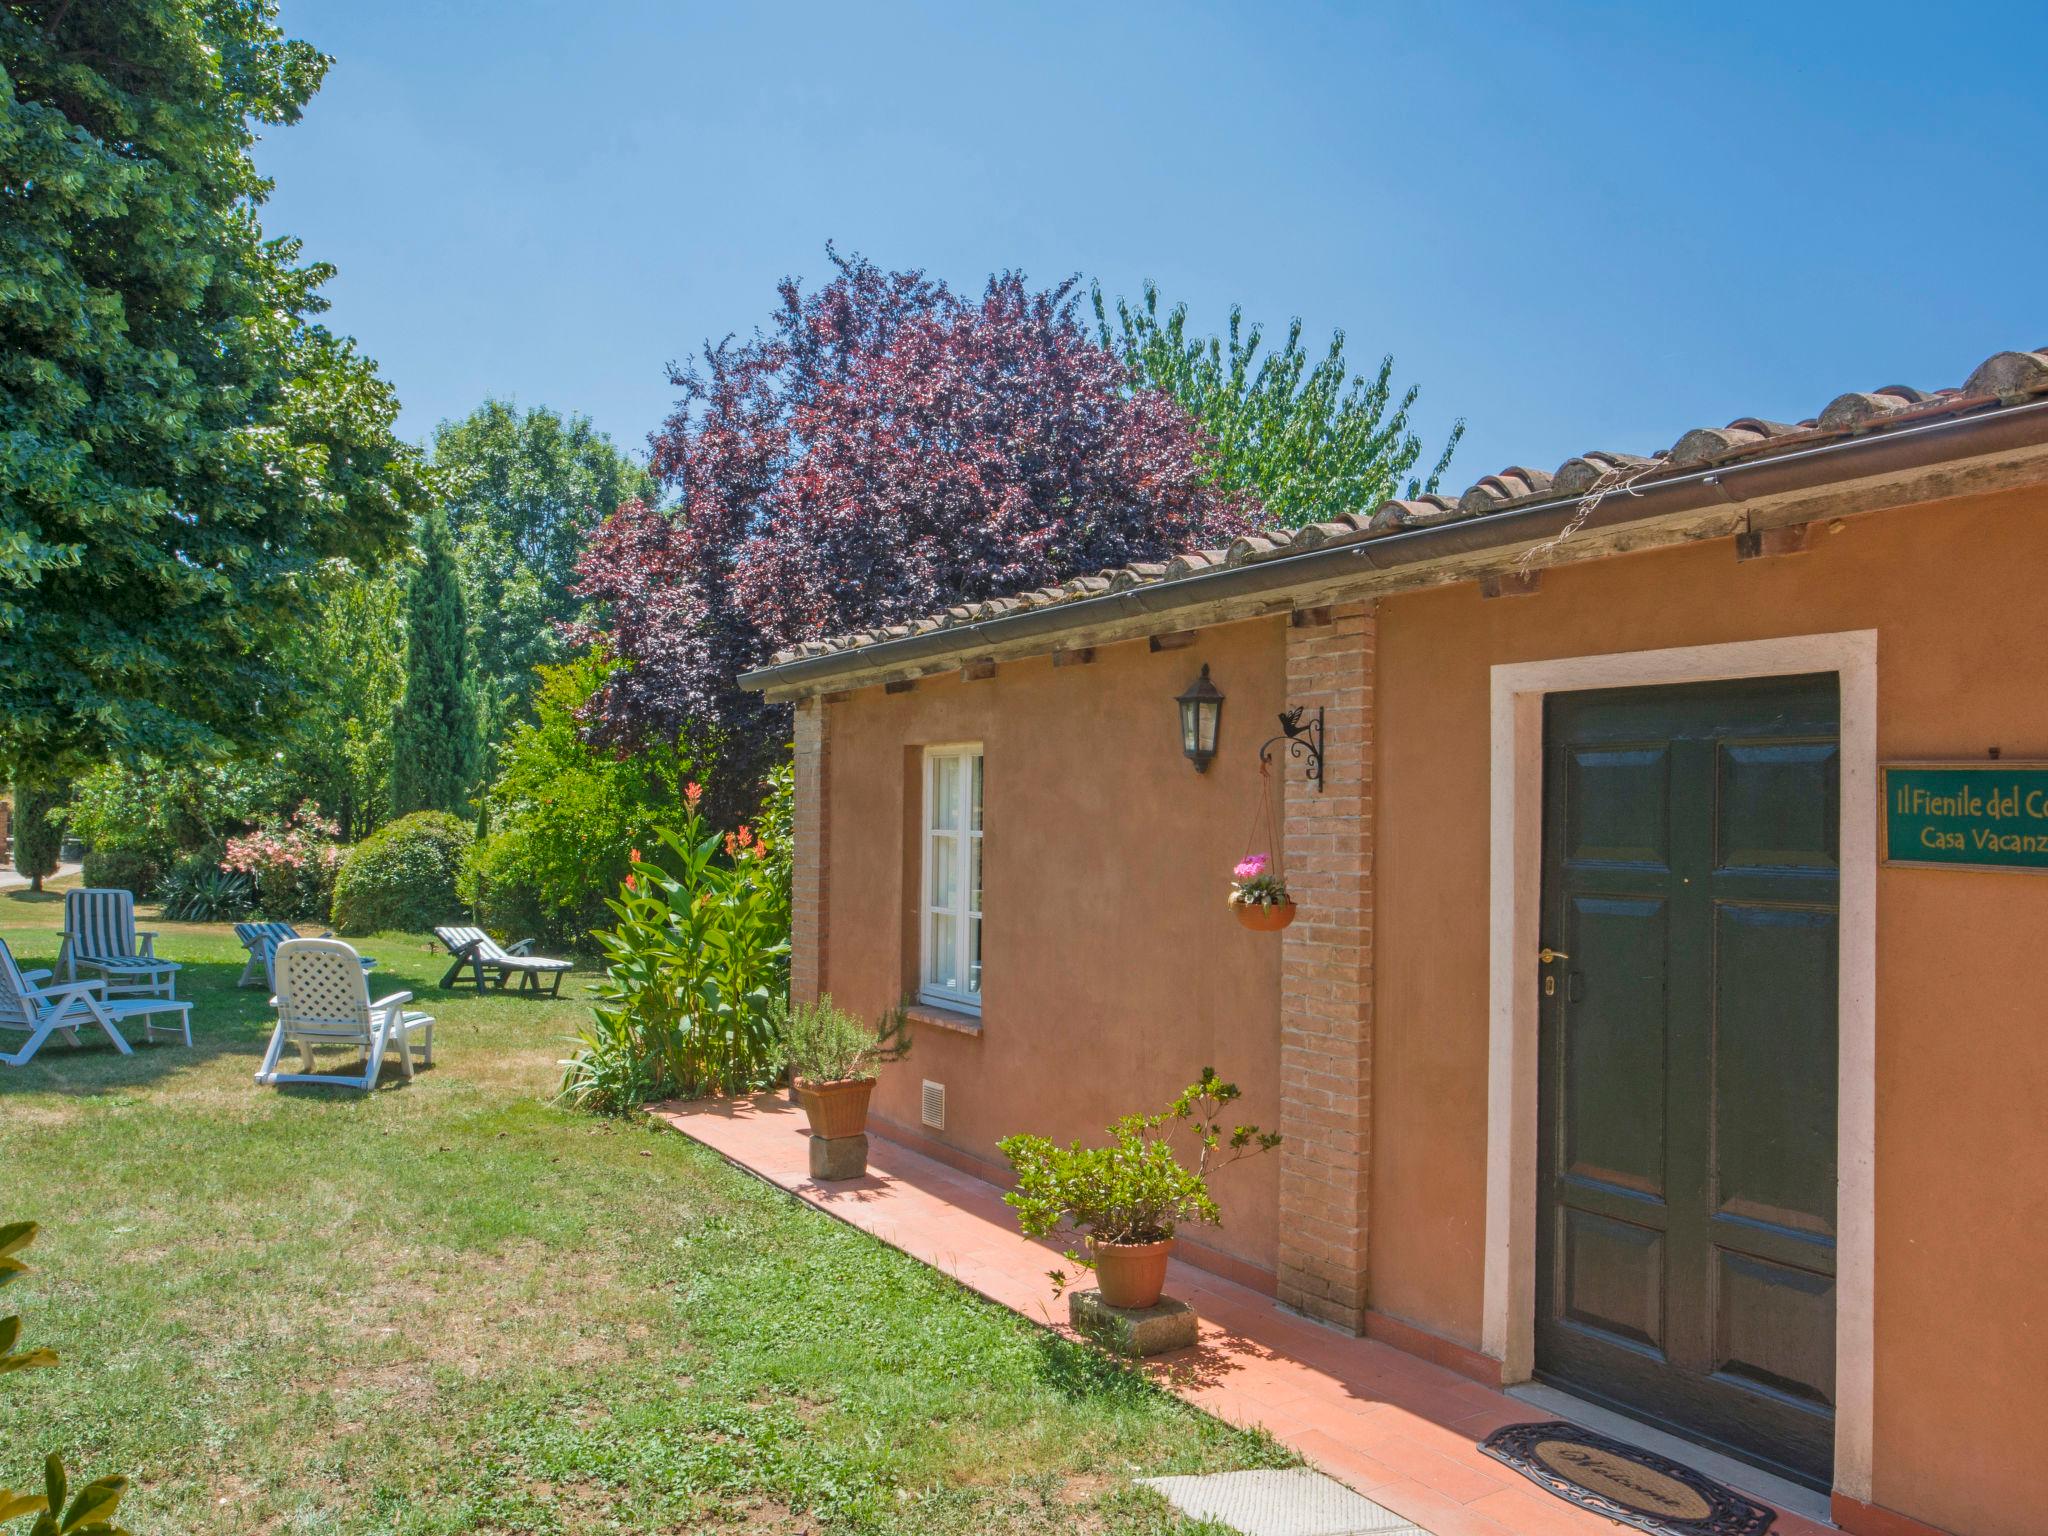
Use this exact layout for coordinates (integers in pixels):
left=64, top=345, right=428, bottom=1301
left=920, top=1079, right=946, bottom=1130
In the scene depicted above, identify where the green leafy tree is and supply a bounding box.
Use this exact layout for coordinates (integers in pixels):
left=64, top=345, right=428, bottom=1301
left=9, top=784, right=60, bottom=891
left=1094, top=281, right=1463, bottom=529
left=464, top=653, right=690, bottom=947
left=390, top=511, right=479, bottom=818
left=430, top=401, right=654, bottom=727
left=0, top=0, right=427, bottom=782
left=61, top=757, right=291, bottom=866
left=282, top=564, right=406, bottom=840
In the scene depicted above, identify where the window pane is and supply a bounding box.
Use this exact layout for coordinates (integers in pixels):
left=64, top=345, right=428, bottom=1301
left=969, top=913, right=982, bottom=994
left=971, top=754, right=983, bottom=832
left=933, top=755, right=960, bottom=830
left=930, top=833, right=957, bottom=909
left=929, top=913, right=958, bottom=990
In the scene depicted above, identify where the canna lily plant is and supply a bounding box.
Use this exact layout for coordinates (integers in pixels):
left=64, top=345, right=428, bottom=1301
left=559, top=782, right=792, bottom=1112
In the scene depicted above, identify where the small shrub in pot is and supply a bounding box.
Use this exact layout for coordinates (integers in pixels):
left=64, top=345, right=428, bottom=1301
left=998, top=1069, right=1281, bottom=1310
left=781, top=996, right=909, bottom=1139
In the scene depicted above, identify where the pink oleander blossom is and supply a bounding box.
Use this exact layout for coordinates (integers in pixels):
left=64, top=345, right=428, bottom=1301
left=220, top=802, right=344, bottom=921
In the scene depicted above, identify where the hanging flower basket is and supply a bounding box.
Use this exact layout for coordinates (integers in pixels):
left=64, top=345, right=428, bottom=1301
left=1230, top=895, right=1297, bottom=932
left=1229, top=853, right=1296, bottom=931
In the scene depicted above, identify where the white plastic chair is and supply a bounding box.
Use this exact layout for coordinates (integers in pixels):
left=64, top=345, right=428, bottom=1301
left=256, top=938, right=433, bottom=1091
left=0, top=937, right=192, bottom=1067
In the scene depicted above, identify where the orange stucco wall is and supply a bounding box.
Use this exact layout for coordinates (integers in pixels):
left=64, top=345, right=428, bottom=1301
left=818, top=619, right=1290, bottom=1277
left=1371, top=488, right=2048, bottom=1536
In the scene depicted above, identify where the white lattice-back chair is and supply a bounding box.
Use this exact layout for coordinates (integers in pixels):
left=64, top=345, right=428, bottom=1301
left=256, top=938, right=433, bottom=1091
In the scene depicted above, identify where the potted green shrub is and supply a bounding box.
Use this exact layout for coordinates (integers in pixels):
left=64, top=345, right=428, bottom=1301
left=781, top=996, right=910, bottom=1140
left=1228, top=852, right=1295, bottom=931
left=998, top=1069, right=1281, bottom=1310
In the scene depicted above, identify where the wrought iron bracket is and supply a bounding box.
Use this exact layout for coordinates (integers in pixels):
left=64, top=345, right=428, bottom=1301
left=1259, top=705, right=1325, bottom=792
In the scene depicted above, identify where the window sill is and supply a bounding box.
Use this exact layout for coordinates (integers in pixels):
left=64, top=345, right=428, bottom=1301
left=907, top=1002, right=983, bottom=1037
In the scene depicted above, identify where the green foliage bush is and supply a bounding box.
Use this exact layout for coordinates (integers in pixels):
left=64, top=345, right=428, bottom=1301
left=999, top=1070, right=1282, bottom=1290
left=62, top=758, right=293, bottom=873
left=330, top=812, right=472, bottom=935
left=464, top=654, right=692, bottom=949
left=78, top=847, right=161, bottom=898
left=559, top=789, right=790, bottom=1114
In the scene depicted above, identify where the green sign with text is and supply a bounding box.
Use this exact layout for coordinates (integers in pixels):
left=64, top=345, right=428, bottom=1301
left=1883, top=763, right=2048, bottom=871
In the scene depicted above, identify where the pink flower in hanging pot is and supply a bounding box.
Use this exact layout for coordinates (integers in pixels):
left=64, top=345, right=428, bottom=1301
left=1232, top=853, right=1270, bottom=882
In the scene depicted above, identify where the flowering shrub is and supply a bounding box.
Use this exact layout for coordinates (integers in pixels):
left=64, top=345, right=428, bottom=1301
left=1228, top=852, right=1291, bottom=909
left=222, top=804, right=344, bottom=921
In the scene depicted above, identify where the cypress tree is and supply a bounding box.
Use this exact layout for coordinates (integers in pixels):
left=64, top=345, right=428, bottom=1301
left=12, top=782, right=62, bottom=892
left=390, top=511, right=480, bottom=817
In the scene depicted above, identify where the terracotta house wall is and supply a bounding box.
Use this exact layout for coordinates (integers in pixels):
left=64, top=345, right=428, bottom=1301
left=815, top=619, right=1291, bottom=1278
left=1370, top=488, right=2048, bottom=1536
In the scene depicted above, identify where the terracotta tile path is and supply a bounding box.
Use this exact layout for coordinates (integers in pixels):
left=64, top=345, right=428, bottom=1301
left=650, top=1095, right=1832, bottom=1536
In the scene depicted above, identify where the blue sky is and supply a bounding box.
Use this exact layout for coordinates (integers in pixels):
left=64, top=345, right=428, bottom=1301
left=261, top=2, right=2048, bottom=493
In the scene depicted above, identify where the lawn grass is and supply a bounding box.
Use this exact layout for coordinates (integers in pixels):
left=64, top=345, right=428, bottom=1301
left=0, top=881, right=1282, bottom=1533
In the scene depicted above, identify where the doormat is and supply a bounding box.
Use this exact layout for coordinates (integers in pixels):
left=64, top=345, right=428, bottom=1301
left=1479, top=1421, right=1776, bottom=1536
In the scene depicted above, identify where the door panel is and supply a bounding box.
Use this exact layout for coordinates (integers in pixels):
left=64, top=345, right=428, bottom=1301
left=1562, top=895, right=1669, bottom=1198
left=1537, top=675, right=1839, bottom=1491
left=1562, top=1209, right=1667, bottom=1353
left=1565, top=744, right=1672, bottom=868
left=1712, top=904, right=1838, bottom=1239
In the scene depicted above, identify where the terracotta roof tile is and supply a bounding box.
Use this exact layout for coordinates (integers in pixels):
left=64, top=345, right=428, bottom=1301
left=762, top=344, right=2048, bottom=669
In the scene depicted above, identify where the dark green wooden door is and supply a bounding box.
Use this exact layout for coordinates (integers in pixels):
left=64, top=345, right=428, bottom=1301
left=1537, top=674, right=1839, bottom=1490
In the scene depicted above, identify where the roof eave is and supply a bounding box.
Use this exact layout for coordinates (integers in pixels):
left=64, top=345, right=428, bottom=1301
left=742, top=396, right=2048, bottom=699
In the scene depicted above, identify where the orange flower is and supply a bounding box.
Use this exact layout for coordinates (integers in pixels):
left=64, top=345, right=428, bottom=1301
left=625, top=873, right=638, bottom=891
left=629, top=848, right=641, bottom=863
left=685, top=781, right=703, bottom=808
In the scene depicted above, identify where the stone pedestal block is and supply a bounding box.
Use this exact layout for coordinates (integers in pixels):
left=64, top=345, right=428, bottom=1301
left=1068, top=1288, right=1199, bottom=1357
left=808, top=1132, right=868, bottom=1181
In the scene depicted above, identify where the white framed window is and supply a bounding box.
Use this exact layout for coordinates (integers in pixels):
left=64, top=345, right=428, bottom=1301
left=920, top=744, right=983, bottom=1012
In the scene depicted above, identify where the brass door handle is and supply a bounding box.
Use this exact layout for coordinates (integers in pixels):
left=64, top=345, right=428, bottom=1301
left=1538, top=947, right=1570, bottom=964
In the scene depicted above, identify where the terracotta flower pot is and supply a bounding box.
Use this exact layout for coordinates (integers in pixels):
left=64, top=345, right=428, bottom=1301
left=1089, top=1236, right=1175, bottom=1309
left=1233, top=899, right=1297, bottom=932
left=795, top=1076, right=875, bottom=1140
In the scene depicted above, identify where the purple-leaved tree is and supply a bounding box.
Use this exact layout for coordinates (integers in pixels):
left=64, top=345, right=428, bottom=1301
left=574, top=250, right=1253, bottom=819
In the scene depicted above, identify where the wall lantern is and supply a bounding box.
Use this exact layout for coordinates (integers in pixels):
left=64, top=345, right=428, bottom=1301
left=1176, top=664, right=1224, bottom=771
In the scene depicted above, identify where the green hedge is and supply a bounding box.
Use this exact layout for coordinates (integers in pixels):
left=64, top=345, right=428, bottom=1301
left=81, top=845, right=162, bottom=896
left=331, top=812, right=472, bottom=936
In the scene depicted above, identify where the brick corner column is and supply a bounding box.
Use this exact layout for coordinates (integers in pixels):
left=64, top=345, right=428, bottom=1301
left=791, top=696, right=831, bottom=1006
left=1275, top=600, right=1376, bottom=1332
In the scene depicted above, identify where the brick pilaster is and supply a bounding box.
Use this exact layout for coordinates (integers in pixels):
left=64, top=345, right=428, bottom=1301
left=791, top=698, right=830, bottom=1006
left=1275, top=601, right=1376, bottom=1331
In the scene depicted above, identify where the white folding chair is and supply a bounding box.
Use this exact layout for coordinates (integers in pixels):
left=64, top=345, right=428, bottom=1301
left=256, top=938, right=433, bottom=1091
left=0, top=938, right=192, bottom=1067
